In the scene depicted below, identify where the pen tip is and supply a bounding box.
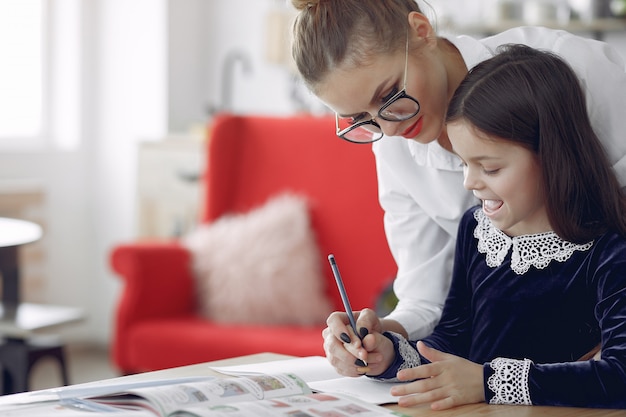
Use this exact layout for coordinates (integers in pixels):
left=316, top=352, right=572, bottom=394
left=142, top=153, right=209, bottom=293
left=328, top=254, right=334, bottom=260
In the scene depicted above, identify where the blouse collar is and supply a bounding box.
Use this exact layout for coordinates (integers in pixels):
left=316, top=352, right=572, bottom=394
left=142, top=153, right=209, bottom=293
left=473, top=209, right=594, bottom=275
left=405, top=138, right=463, bottom=172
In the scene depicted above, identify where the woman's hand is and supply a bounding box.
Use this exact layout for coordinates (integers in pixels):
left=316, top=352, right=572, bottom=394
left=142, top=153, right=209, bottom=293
left=322, top=308, right=383, bottom=376
left=390, top=341, right=485, bottom=410
left=359, top=327, right=396, bottom=376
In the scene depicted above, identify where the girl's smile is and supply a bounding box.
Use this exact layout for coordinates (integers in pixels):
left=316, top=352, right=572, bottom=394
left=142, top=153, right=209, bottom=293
left=481, top=199, right=504, bottom=216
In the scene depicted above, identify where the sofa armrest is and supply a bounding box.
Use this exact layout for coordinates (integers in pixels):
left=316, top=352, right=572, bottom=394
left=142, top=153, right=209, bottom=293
left=110, top=240, right=198, bottom=373
left=110, top=240, right=197, bottom=321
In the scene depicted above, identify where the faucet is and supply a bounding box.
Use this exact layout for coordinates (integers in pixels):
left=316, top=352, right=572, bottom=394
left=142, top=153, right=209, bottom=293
left=219, top=49, right=252, bottom=113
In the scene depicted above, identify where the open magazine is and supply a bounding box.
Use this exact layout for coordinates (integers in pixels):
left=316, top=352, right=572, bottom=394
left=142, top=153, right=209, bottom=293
left=210, top=355, right=400, bottom=405
left=0, top=356, right=405, bottom=416
left=81, top=373, right=407, bottom=417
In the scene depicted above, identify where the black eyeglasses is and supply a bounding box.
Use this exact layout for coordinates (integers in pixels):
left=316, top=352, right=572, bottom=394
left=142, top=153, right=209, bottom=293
left=335, top=35, right=421, bottom=144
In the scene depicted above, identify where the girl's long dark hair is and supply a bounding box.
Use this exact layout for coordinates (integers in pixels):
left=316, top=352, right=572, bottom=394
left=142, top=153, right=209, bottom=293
left=447, top=44, right=626, bottom=242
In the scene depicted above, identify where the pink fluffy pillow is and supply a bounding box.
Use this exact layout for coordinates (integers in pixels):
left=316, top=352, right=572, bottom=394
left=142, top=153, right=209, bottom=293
left=183, top=193, right=333, bottom=325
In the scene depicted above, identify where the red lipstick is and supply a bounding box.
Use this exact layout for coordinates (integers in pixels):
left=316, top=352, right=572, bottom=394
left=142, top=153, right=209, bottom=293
left=402, top=117, right=423, bottom=138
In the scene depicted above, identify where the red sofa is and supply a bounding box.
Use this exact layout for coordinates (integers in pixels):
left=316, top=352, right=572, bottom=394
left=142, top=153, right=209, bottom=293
left=110, top=114, right=397, bottom=374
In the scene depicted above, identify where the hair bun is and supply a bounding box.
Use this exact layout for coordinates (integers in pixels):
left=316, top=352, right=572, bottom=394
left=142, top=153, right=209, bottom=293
left=291, top=0, right=318, bottom=11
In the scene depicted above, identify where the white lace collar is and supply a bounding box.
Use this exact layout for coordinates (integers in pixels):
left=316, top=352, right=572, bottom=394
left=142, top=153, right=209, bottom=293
left=472, top=209, right=594, bottom=275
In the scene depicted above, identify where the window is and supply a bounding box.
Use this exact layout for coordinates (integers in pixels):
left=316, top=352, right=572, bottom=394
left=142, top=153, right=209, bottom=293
left=0, top=0, right=81, bottom=151
left=0, top=0, right=44, bottom=144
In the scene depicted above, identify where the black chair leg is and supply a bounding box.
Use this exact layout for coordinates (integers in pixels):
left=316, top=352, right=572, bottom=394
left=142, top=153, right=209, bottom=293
left=0, top=337, right=70, bottom=395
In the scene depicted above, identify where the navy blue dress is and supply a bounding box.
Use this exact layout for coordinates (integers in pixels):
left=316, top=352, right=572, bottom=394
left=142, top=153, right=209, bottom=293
left=376, top=206, right=626, bottom=408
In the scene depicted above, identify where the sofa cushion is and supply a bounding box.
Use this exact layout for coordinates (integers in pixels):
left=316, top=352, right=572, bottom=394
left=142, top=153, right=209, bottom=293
left=126, top=318, right=327, bottom=371
left=183, top=193, right=333, bottom=326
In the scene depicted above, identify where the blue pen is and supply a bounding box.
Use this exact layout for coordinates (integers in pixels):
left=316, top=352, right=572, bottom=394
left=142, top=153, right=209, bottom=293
left=328, top=254, right=367, bottom=366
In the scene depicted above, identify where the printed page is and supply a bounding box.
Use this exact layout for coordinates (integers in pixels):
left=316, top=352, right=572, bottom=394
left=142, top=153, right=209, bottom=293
left=0, top=376, right=217, bottom=409
left=0, top=400, right=154, bottom=417
left=211, top=356, right=399, bottom=404
left=90, top=373, right=311, bottom=416
left=168, top=392, right=410, bottom=417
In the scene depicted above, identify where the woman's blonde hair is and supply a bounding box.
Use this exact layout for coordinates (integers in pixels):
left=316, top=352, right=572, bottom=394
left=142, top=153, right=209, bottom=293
left=290, top=0, right=422, bottom=92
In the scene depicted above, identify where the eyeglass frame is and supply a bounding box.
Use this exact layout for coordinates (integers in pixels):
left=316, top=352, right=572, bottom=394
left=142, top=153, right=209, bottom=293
left=335, top=33, right=421, bottom=144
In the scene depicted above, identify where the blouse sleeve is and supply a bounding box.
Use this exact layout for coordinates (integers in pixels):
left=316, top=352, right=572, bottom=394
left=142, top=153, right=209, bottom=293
left=369, top=210, right=479, bottom=379
left=555, top=32, right=626, bottom=187
left=373, top=138, right=471, bottom=339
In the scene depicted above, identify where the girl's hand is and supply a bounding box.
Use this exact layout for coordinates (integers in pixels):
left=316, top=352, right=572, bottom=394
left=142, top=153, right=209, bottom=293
left=390, top=341, right=485, bottom=410
left=322, top=308, right=383, bottom=376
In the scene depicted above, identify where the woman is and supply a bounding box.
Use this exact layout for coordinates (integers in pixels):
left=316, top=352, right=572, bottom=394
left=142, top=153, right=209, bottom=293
left=289, top=0, right=626, bottom=375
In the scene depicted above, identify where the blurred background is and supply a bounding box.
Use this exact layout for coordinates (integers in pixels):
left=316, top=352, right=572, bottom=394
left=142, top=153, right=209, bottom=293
left=0, top=0, right=625, bottom=367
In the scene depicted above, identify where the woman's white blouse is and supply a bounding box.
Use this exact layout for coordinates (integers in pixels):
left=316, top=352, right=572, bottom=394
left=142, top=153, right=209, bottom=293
left=376, top=26, right=626, bottom=339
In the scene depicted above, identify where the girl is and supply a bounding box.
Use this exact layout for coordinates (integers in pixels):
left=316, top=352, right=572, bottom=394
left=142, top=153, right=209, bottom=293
left=356, top=45, right=626, bottom=410
left=289, top=0, right=626, bottom=375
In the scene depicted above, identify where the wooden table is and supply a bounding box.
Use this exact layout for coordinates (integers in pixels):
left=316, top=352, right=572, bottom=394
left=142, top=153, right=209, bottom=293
left=2, top=352, right=623, bottom=416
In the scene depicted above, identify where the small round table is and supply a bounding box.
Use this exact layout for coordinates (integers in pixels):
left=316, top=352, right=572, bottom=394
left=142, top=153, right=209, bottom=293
left=0, top=217, right=71, bottom=394
left=0, top=217, right=42, bottom=248
left=0, top=217, right=43, bottom=317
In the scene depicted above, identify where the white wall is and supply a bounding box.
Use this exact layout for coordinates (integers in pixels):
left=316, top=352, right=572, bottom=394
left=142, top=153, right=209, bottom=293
left=84, top=0, right=168, bottom=344
left=0, top=0, right=625, bottom=349
left=167, top=0, right=317, bottom=135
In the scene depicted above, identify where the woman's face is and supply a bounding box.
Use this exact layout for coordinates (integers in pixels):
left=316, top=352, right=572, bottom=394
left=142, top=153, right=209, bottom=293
left=316, top=40, right=452, bottom=145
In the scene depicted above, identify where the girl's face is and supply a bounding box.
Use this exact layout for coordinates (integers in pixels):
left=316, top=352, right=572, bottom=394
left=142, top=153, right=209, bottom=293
left=315, top=34, right=452, bottom=145
left=448, top=120, right=551, bottom=237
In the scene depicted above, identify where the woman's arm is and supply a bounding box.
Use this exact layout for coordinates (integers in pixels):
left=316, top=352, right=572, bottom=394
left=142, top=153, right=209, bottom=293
left=373, top=137, right=473, bottom=339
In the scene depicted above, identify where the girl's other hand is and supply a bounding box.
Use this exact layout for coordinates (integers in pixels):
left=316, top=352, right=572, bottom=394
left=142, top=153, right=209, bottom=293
left=390, top=341, right=485, bottom=410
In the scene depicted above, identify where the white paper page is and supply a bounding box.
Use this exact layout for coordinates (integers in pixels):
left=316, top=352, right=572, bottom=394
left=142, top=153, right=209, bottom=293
left=210, top=356, right=338, bottom=383
left=0, top=400, right=154, bottom=417
left=307, top=377, right=397, bottom=405
left=210, top=356, right=398, bottom=405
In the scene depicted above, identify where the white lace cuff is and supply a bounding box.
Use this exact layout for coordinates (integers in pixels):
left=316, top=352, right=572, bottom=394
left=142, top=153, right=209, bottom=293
left=370, top=331, right=421, bottom=382
left=487, top=357, right=533, bottom=405
left=395, top=333, right=421, bottom=371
